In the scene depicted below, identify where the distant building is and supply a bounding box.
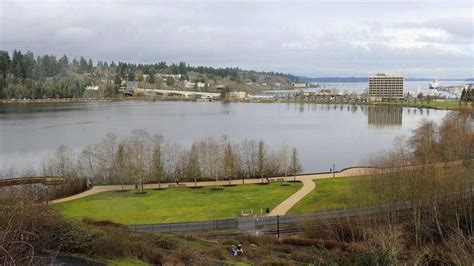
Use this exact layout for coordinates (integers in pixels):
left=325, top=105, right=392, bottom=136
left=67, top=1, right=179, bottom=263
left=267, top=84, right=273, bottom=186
left=229, top=91, right=247, bottom=99
left=85, top=85, right=99, bottom=91
left=184, top=81, right=208, bottom=89
left=368, top=73, right=404, bottom=101
left=292, top=82, right=308, bottom=89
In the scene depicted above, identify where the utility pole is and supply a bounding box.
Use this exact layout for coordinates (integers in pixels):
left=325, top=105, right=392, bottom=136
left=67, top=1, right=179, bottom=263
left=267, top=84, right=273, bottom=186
left=333, top=163, right=336, bottom=178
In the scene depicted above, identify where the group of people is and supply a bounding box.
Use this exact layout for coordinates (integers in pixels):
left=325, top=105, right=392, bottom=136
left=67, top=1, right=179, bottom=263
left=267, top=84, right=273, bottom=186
left=230, top=243, right=243, bottom=256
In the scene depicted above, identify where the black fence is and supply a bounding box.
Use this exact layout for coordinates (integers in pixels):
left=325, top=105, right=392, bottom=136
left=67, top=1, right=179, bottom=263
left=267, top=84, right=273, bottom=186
left=130, top=218, right=238, bottom=232
left=128, top=207, right=384, bottom=233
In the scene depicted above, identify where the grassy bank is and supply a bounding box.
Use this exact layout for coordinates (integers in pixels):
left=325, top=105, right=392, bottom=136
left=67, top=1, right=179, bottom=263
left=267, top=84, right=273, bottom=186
left=288, top=177, right=366, bottom=214
left=370, top=100, right=472, bottom=110
left=56, top=182, right=302, bottom=224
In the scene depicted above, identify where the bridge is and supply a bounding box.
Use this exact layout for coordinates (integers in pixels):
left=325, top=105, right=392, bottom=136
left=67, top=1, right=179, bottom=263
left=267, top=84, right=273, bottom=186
left=0, top=176, right=66, bottom=187
left=134, top=88, right=221, bottom=99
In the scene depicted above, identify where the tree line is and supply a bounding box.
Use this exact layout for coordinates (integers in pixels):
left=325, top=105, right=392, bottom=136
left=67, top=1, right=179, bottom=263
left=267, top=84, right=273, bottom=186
left=34, top=131, right=303, bottom=191
left=0, top=49, right=300, bottom=100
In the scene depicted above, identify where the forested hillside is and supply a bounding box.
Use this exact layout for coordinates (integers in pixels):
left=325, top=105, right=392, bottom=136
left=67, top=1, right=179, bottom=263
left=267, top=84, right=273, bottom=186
left=0, top=50, right=299, bottom=99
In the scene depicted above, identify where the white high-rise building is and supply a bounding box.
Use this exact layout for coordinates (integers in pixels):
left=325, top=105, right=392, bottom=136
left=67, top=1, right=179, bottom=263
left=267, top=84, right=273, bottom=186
left=368, top=73, right=404, bottom=101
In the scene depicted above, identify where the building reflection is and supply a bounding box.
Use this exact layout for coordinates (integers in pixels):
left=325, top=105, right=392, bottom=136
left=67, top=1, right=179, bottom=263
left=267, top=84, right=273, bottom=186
left=367, top=106, right=402, bottom=127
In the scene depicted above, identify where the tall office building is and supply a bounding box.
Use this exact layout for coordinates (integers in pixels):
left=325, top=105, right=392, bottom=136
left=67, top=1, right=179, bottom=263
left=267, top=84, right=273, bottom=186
left=368, top=73, right=404, bottom=101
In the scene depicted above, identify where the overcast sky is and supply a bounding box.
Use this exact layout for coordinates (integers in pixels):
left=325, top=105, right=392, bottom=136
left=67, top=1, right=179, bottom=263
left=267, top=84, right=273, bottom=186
left=1, top=0, right=473, bottom=78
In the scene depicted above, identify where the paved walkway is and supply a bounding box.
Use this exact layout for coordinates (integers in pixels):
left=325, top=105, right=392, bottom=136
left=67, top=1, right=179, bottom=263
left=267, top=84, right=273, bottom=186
left=51, top=167, right=373, bottom=206
left=268, top=167, right=371, bottom=216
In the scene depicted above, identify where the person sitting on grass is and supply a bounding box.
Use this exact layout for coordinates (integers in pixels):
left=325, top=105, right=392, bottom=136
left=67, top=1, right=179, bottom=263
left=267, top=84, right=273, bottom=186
left=230, top=245, right=238, bottom=256
left=236, top=243, right=243, bottom=255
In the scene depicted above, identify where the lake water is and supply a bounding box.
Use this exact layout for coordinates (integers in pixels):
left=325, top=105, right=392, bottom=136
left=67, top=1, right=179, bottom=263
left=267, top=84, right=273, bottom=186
left=0, top=101, right=449, bottom=174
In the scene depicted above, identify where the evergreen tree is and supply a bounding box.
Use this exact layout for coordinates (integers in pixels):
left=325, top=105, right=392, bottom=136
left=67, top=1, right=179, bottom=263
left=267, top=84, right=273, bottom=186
left=10, top=50, right=26, bottom=79
left=114, top=74, right=122, bottom=86
left=127, top=72, right=134, bottom=81
left=59, top=55, right=69, bottom=71
left=0, top=50, right=10, bottom=79
left=87, top=59, right=93, bottom=72
left=23, top=51, right=36, bottom=79
left=148, top=73, right=155, bottom=84
left=79, top=56, right=88, bottom=73
left=461, top=88, right=466, bottom=101
left=178, top=62, right=187, bottom=75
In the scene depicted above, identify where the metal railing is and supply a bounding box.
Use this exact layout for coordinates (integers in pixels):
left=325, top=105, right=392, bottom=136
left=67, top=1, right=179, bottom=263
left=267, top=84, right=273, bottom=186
left=130, top=218, right=238, bottom=232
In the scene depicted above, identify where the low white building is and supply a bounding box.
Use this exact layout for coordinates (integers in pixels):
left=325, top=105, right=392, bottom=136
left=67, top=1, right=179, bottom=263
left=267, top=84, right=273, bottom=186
left=85, top=85, right=99, bottom=91
left=184, top=81, right=208, bottom=89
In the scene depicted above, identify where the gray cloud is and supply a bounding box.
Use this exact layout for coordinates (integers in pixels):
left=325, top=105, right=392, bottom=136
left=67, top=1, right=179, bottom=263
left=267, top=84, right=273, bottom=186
left=0, top=0, right=472, bottom=78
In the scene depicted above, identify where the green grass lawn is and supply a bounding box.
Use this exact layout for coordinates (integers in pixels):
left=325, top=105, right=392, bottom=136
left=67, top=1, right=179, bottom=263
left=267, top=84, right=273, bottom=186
left=55, top=182, right=302, bottom=224
left=288, top=177, right=358, bottom=214
left=371, top=100, right=472, bottom=109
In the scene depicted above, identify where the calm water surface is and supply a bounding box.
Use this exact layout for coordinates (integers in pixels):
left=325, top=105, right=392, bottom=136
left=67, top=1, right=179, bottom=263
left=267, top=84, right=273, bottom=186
left=0, top=101, right=449, bottom=173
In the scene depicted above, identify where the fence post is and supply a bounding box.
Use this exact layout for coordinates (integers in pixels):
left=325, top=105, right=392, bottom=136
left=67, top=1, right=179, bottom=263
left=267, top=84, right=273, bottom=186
left=277, top=215, right=280, bottom=238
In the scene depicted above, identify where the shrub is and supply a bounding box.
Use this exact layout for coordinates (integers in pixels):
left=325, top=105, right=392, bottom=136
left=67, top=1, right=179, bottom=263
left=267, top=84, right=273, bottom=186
left=177, top=246, right=201, bottom=264
left=222, top=239, right=239, bottom=246
left=82, top=218, right=127, bottom=228
left=356, top=250, right=394, bottom=266
left=205, top=246, right=226, bottom=261
left=92, top=232, right=128, bottom=258
left=290, top=249, right=316, bottom=263
left=153, top=235, right=179, bottom=250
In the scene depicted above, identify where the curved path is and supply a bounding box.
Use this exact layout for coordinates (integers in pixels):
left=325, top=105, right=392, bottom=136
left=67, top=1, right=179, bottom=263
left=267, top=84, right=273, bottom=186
left=51, top=167, right=372, bottom=205
left=268, top=160, right=468, bottom=216
left=269, top=167, right=370, bottom=216
left=52, top=161, right=465, bottom=214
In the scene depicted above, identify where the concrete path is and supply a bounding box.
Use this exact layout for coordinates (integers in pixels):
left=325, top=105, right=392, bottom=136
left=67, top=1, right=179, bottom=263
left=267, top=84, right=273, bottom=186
left=52, top=167, right=373, bottom=206
left=268, top=167, right=370, bottom=216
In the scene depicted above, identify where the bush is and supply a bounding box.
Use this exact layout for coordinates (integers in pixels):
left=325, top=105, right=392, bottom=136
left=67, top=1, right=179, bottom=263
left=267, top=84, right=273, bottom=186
left=153, top=235, right=179, bottom=250
left=177, top=246, right=201, bottom=264
left=92, top=232, right=128, bottom=258
left=82, top=218, right=127, bottom=228
left=205, top=246, right=226, bottom=260
left=43, top=221, right=98, bottom=254
left=290, top=249, right=316, bottom=263
left=356, top=250, right=394, bottom=266
left=222, top=239, right=239, bottom=246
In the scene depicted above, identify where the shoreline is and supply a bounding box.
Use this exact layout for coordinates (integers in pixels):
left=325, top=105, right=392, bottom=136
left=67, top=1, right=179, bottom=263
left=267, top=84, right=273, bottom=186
left=0, top=97, right=472, bottom=111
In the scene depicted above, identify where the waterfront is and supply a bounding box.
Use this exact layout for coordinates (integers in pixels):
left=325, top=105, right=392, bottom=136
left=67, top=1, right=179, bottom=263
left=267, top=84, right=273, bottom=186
left=0, top=101, right=448, bottom=174
left=264, top=80, right=469, bottom=97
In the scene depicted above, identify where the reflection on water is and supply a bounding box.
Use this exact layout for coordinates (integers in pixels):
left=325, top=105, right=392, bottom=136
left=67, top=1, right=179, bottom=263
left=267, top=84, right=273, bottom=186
left=367, top=106, right=403, bottom=127
left=0, top=101, right=448, bottom=173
